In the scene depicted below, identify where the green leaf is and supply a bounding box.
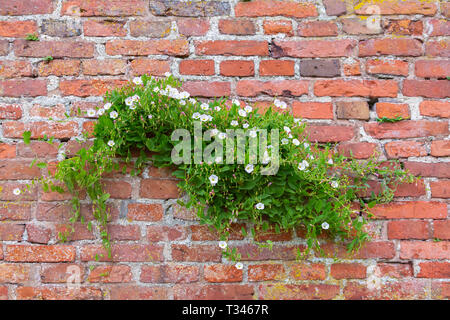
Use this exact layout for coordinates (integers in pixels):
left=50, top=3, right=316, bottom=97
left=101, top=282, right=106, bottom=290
left=23, top=131, right=31, bottom=145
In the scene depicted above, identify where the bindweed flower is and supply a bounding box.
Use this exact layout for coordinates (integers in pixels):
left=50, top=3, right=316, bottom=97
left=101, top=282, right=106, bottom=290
left=13, top=188, right=21, bottom=196
left=219, top=241, right=227, bottom=249
left=304, top=142, right=309, bottom=149
left=218, top=132, right=227, bottom=140
left=243, top=123, right=249, bottom=129
left=292, top=139, right=300, bottom=146
left=235, top=262, right=243, bottom=270
left=321, top=222, right=329, bottom=230
left=153, top=87, right=160, bottom=93
left=148, top=114, right=153, bottom=119
left=209, top=174, right=219, bottom=186
left=238, top=109, right=247, bottom=117
left=281, top=138, right=289, bottom=145
left=201, top=103, right=209, bottom=110
left=214, top=106, right=221, bottom=111
left=244, top=105, right=252, bottom=113
left=110, top=111, right=118, bottom=119
left=328, top=159, right=333, bottom=165
left=107, top=140, right=115, bottom=147
left=164, top=72, right=171, bottom=77
left=249, top=130, right=257, bottom=138
left=231, top=120, right=238, bottom=127
left=274, top=99, right=287, bottom=109
left=298, top=160, right=309, bottom=171
left=97, top=109, right=105, bottom=116
left=200, top=114, right=210, bottom=122
left=331, top=181, right=339, bottom=188
left=215, top=156, right=222, bottom=164
left=210, top=129, right=219, bottom=136
left=103, top=103, right=112, bottom=110
left=232, top=99, right=240, bottom=106
left=189, top=98, right=196, bottom=104
left=179, top=100, right=186, bottom=106
left=283, top=126, right=291, bottom=133
left=87, top=109, right=96, bottom=117
left=192, top=112, right=200, bottom=120
left=255, top=203, right=265, bottom=210
left=132, top=76, right=143, bottom=85
left=245, top=164, right=254, bottom=173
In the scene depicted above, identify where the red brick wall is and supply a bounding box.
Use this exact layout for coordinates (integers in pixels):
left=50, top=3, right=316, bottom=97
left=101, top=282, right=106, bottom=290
left=0, top=0, right=449, bottom=300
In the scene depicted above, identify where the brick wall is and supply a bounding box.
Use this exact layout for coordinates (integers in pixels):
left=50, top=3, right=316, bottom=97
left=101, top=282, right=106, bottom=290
left=0, top=0, right=449, bottom=300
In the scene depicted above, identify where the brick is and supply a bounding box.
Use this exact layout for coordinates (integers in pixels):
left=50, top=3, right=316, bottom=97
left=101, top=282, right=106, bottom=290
left=190, top=224, right=245, bottom=241
left=259, top=60, right=294, bottom=76
left=376, top=263, right=413, bottom=278
left=129, top=19, right=171, bottom=37
left=434, top=220, right=450, bottom=239
left=371, top=201, right=447, bottom=219
left=344, top=280, right=427, bottom=300
left=0, top=160, right=40, bottom=180
left=0, top=0, right=53, bottom=15
left=17, top=286, right=102, bottom=300
left=336, top=101, right=369, bottom=120
left=220, top=60, right=254, bottom=77
left=425, top=19, right=450, bottom=37
left=404, top=162, right=450, bottom=178
left=406, top=80, right=450, bottom=98
left=272, top=39, right=356, bottom=58
left=248, top=264, right=285, bottom=281
left=359, top=39, right=422, bottom=57
left=173, top=284, right=254, bottom=300
left=177, top=18, right=209, bottom=36
left=292, top=102, right=333, bottom=119
left=415, top=60, right=450, bottom=78
left=204, top=264, right=243, bottom=283
left=41, top=264, right=84, bottom=283
left=400, top=241, right=450, bottom=259
left=106, top=40, right=189, bottom=56
left=171, top=244, right=222, bottom=262
left=290, top=262, right=326, bottom=280
left=6, top=245, right=75, bottom=262
left=384, top=19, right=423, bottom=36
left=150, top=0, right=230, bottom=17
left=343, top=60, right=361, bottom=76
left=29, top=104, right=66, bottom=120
left=0, top=41, right=8, bottom=55
left=235, top=0, right=317, bottom=18
left=366, top=59, right=409, bottom=76
left=81, top=244, right=164, bottom=262
left=322, top=241, right=395, bottom=259
left=83, top=20, right=126, bottom=37
left=443, top=2, right=450, bottom=18
left=385, top=141, right=426, bottom=158
left=0, top=104, right=22, bottom=120
left=60, top=80, right=126, bottom=97
left=141, top=264, right=199, bottom=283
left=0, top=224, right=24, bottom=241
left=387, top=220, right=430, bottom=240
left=0, top=287, right=6, bottom=300
left=41, top=19, right=81, bottom=37
left=107, top=225, right=140, bottom=241
left=0, top=60, right=32, bottom=78
left=297, top=21, right=338, bottom=37
left=365, top=121, right=448, bottom=139
left=131, top=59, right=170, bottom=76
left=330, top=263, right=367, bottom=279
left=259, top=284, right=339, bottom=300
left=355, top=1, right=437, bottom=15
left=0, top=80, right=47, bottom=97
left=26, top=224, right=51, bottom=244
left=338, top=142, right=377, bottom=159
left=0, top=264, right=30, bottom=284
left=195, top=40, right=268, bottom=56
left=2, top=121, right=78, bottom=140
left=254, top=227, right=292, bottom=242
left=431, top=181, right=450, bottom=198
left=237, top=80, right=308, bottom=97
left=147, top=225, right=187, bottom=242
left=88, top=265, right=132, bottom=283
left=431, top=281, right=450, bottom=299
left=127, top=203, right=163, bottom=221
left=0, top=184, right=36, bottom=202
left=172, top=204, right=199, bottom=221
left=306, top=125, right=354, bottom=143
left=62, top=0, right=147, bottom=16
left=419, top=101, right=450, bottom=118
left=0, top=20, right=37, bottom=37
left=219, top=19, right=255, bottom=35
left=315, top=80, right=398, bottom=97
left=14, top=40, right=94, bottom=58
left=263, top=20, right=293, bottom=35
left=82, top=59, right=126, bottom=76
left=417, top=262, right=450, bottom=278
left=139, top=179, right=179, bottom=199
left=323, top=0, right=346, bottom=16
left=300, top=59, right=340, bottom=77
left=341, top=18, right=382, bottom=35
left=101, top=180, right=131, bottom=199
left=182, top=81, right=231, bottom=97
left=233, top=243, right=299, bottom=261
left=425, top=40, right=450, bottom=57
left=376, top=103, right=410, bottom=119
left=108, top=285, right=168, bottom=300
left=179, top=60, right=214, bottom=76
left=38, top=60, right=80, bottom=77
left=0, top=144, right=16, bottom=159
left=395, top=180, right=426, bottom=197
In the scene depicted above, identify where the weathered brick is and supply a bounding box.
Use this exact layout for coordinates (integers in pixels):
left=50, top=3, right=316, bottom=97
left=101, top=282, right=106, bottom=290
left=359, top=38, right=423, bottom=57
left=263, top=20, right=293, bottom=35
left=292, top=102, right=333, bottom=119
left=106, top=40, right=189, bottom=56
left=371, top=201, right=447, bottom=219
left=272, top=39, right=356, bottom=58
left=434, top=220, right=450, bottom=239
left=344, top=280, right=427, bottom=300
left=338, top=142, right=377, bottom=159
left=6, top=245, right=75, bottom=262
left=219, top=19, right=255, bottom=35
left=237, top=80, right=308, bottom=97
left=259, top=60, right=294, bottom=76
left=127, top=203, right=163, bottom=221
left=0, top=20, right=37, bottom=37
left=81, top=244, right=164, bottom=262
left=323, top=0, right=346, bottom=16
left=14, top=40, right=94, bottom=58
left=417, top=262, right=450, bottom=278
left=0, top=264, right=30, bottom=284
left=366, top=59, right=409, bottom=76
left=425, top=19, right=450, bottom=37
left=376, top=263, right=413, bottom=278
left=150, top=0, right=230, bottom=17
left=404, top=80, right=450, bottom=98
left=0, top=224, right=24, bottom=241
left=297, top=21, right=338, bottom=37
left=336, top=101, right=369, bottom=120
left=400, top=241, right=450, bottom=260
left=290, top=262, right=326, bottom=280
left=404, top=161, right=450, bottom=178
left=147, top=225, right=187, bottom=242
left=419, top=101, right=450, bottom=118
left=0, top=160, right=41, bottom=180
left=179, top=60, right=214, bottom=76
left=248, top=264, right=285, bottom=281
left=62, top=0, right=147, bottom=16
left=139, top=179, right=179, bottom=199
left=355, top=1, right=437, bottom=15
left=196, top=40, right=268, bottom=56
left=41, top=19, right=81, bottom=37
left=220, top=60, right=254, bottom=77
left=235, top=0, right=317, bottom=18
left=177, top=18, right=209, bottom=36
left=141, top=264, right=199, bottom=283
left=83, top=20, right=127, bottom=37
left=0, top=104, right=22, bottom=120
left=425, top=40, right=450, bottom=57
left=385, top=141, right=426, bottom=158
left=376, top=103, right=410, bottom=119
left=182, top=81, right=231, bottom=97
left=300, top=59, right=340, bottom=77
left=204, top=264, right=243, bottom=283
left=0, top=144, right=16, bottom=159
left=173, top=284, right=254, bottom=300
left=82, top=59, right=126, bottom=76
left=315, top=80, right=398, bottom=97
left=306, top=125, right=354, bottom=143
left=330, top=263, right=367, bottom=279
left=430, top=181, right=450, bottom=199
left=17, top=286, right=102, bottom=300
left=41, top=264, right=85, bottom=283
left=0, top=0, right=53, bottom=15
left=108, top=285, right=168, bottom=300
left=259, top=284, right=339, bottom=300
left=60, top=80, right=127, bottom=97
left=387, top=220, right=430, bottom=240
left=129, top=20, right=171, bottom=38
left=384, top=19, right=423, bottom=35
left=341, top=18, right=382, bottom=35
left=2, top=121, right=78, bottom=139
left=131, top=59, right=170, bottom=76
left=88, top=265, right=132, bottom=283
left=38, top=60, right=80, bottom=77
left=172, top=244, right=222, bottom=262
left=0, top=41, right=8, bottom=56
left=415, top=60, right=450, bottom=78
left=0, top=80, right=47, bottom=97
left=29, top=104, right=66, bottom=120
left=26, top=224, right=51, bottom=244
left=364, top=121, right=448, bottom=139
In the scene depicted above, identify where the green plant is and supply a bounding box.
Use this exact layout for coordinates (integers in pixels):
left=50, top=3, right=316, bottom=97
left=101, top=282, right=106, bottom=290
left=43, top=56, right=54, bottom=62
left=23, top=75, right=415, bottom=261
left=25, top=33, right=39, bottom=41
left=376, top=116, right=404, bottom=123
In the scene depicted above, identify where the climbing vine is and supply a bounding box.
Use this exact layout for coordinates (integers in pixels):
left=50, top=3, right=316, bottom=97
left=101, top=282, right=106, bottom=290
left=23, top=74, right=415, bottom=262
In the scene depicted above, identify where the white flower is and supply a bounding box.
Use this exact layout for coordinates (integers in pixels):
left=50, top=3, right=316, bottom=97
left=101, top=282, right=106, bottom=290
left=164, top=72, right=171, bottom=77
left=298, top=160, right=309, bottom=171
left=201, top=103, right=209, bottom=110
left=232, top=99, right=240, bottom=106
left=215, top=156, right=222, bottom=164
left=321, top=222, right=329, bottom=230
left=218, top=132, right=227, bottom=140
left=179, top=91, right=190, bottom=99
left=189, top=98, right=196, bottom=104
left=179, top=100, right=186, bottom=106
left=249, top=130, right=257, bottom=138
left=132, top=76, right=143, bottom=85
left=148, top=114, right=153, bottom=119
left=214, top=106, right=221, bottom=111
left=331, top=181, right=339, bottom=188
left=243, top=123, right=249, bottom=129
left=125, top=96, right=134, bottom=107
left=13, top=188, right=21, bottom=196
left=200, top=114, right=210, bottom=122
left=235, top=262, right=243, bottom=270
left=238, top=109, right=247, bottom=117
left=97, top=109, right=105, bottom=116
left=209, top=174, right=219, bottom=186
left=192, top=112, right=201, bottom=120
left=288, top=133, right=293, bottom=139
left=110, top=111, right=118, bottom=119
left=304, top=142, right=309, bottom=149
left=210, top=129, right=219, bottom=136
left=255, top=202, right=265, bottom=210
left=292, top=139, right=300, bottom=146
left=103, top=103, right=112, bottom=110
left=107, top=140, right=115, bottom=147
left=153, top=87, right=160, bottom=93
left=231, top=120, right=238, bottom=127
left=244, top=105, right=252, bottom=113
left=87, top=109, right=96, bottom=117
left=327, top=159, right=333, bottom=165
left=219, top=241, right=227, bottom=249
left=281, top=138, right=289, bottom=145
left=283, top=126, right=291, bottom=133
left=245, top=164, right=254, bottom=173
left=274, top=99, right=287, bottom=109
